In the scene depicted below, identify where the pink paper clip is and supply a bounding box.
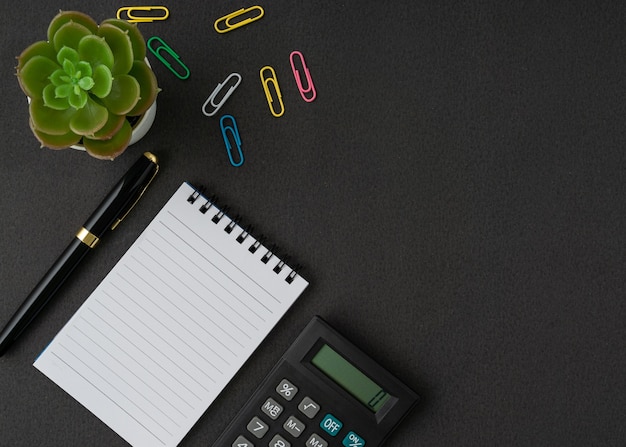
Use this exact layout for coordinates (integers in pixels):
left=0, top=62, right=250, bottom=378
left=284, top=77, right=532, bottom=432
left=289, top=50, right=316, bottom=102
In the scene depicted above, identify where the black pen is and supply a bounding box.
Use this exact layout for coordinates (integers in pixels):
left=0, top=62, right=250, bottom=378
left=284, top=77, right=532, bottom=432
left=0, top=152, right=159, bottom=357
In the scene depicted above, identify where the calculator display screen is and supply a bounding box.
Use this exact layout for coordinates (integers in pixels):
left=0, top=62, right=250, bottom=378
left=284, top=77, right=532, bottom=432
left=311, top=344, right=391, bottom=412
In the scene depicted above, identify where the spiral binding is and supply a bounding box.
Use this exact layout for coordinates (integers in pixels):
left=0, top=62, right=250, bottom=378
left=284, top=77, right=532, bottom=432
left=187, top=186, right=302, bottom=284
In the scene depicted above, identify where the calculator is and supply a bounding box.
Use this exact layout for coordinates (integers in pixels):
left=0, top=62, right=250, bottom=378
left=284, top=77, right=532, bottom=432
left=211, top=316, right=419, bottom=447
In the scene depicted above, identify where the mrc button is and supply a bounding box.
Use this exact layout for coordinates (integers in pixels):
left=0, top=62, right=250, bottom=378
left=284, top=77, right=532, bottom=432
left=319, top=413, right=343, bottom=436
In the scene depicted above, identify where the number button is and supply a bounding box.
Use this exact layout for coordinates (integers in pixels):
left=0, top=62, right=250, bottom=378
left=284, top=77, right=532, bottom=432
left=298, top=396, right=320, bottom=419
left=261, top=397, right=283, bottom=420
left=282, top=415, right=306, bottom=438
left=246, top=416, right=269, bottom=439
left=319, top=414, right=343, bottom=437
left=276, top=379, right=298, bottom=401
left=269, top=434, right=291, bottom=447
left=232, top=435, right=255, bottom=447
left=342, top=431, right=366, bottom=447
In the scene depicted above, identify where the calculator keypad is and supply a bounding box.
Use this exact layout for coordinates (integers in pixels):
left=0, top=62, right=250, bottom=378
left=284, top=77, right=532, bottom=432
left=235, top=378, right=366, bottom=447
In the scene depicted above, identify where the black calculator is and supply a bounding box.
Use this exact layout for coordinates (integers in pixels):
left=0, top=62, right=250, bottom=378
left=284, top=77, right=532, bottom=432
left=211, top=316, right=419, bottom=447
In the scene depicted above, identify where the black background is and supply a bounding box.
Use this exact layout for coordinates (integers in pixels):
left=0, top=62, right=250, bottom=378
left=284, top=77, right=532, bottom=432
left=1, top=1, right=625, bottom=446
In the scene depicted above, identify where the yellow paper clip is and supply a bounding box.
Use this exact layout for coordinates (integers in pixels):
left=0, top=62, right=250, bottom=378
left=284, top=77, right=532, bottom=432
left=290, top=51, right=317, bottom=103
left=117, top=6, right=170, bottom=23
left=260, top=66, right=284, bottom=118
left=147, top=36, right=190, bottom=80
left=214, top=6, right=264, bottom=34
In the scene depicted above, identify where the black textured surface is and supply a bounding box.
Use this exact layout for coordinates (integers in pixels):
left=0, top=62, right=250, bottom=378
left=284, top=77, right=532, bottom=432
left=1, top=1, right=625, bottom=446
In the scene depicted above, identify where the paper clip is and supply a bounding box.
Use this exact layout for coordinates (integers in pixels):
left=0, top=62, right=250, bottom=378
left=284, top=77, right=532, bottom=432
left=147, top=36, right=190, bottom=80
left=290, top=51, right=317, bottom=102
left=214, top=6, right=264, bottom=34
left=202, top=73, right=242, bottom=117
left=117, top=6, right=170, bottom=23
left=260, top=66, right=284, bottom=118
left=220, top=115, right=244, bottom=167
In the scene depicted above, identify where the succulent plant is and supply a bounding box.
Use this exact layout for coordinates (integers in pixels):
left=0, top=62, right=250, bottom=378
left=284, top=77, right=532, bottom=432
left=16, top=11, right=159, bottom=160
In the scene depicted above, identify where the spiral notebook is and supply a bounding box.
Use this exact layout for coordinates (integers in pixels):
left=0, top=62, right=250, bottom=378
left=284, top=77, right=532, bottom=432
left=34, top=181, right=309, bottom=447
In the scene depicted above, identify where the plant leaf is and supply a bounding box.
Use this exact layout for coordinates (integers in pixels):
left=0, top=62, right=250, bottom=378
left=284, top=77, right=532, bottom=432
left=43, top=84, right=70, bottom=110
left=55, top=84, right=73, bottom=98
left=29, top=97, right=74, bottom=135
left=52, top=21, right=92, bottom=52
left=16, top=41, right=56, bottom=71
left=49, top=69, right=66, bottom=87
left=91, top=113, right=125, bottom=139
left=101, top=74, right=140, bottom=115
left=30, top=119, right=81, bottom=149
left=78, top=35, right=114, bottom=69
left=97, top=23, right=134, bottom=75
left=127, top=60, right=159, bottom=116
left=76, top=61, right=93, bottom=78
left=56, top=46, right=79, bottom=66
left=47, top=11, right=98, bottom=42
left=83, top=119, right=132, bottom=160
left=100, top=19, right=147, bottom=61
left=68, top=89, right=89, bottom=109
left=17, top=55, right=59, bottom=98
left=78, top=77, right=94, bottom=90
left=69, top=97, right=108, bottom=135
left=91, top=64, right=113, bottom=98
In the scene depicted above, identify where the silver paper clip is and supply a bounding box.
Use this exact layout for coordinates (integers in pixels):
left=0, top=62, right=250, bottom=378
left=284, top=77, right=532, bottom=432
left=290, top=50, right=316, bottom=102
left=117, top=6, right=170, bottom=23
left=260, top=66, right=284, bottom=117
left=202, top=73, right=242, bottom=117
left=220, top=114, right=244, bottom=167
left=214, top=6, right=265, bottom=33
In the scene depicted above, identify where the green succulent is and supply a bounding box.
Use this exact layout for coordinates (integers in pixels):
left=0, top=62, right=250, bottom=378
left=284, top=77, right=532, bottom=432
left=16, top=11, right=159, bottom=160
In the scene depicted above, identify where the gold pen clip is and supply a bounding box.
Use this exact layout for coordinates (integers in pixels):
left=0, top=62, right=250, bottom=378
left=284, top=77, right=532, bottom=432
left=111, top=152, right=159, bottom=230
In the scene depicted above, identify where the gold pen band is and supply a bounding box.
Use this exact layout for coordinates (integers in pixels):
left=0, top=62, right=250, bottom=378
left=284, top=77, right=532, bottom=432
left=76, top=227, right=100, bottom=248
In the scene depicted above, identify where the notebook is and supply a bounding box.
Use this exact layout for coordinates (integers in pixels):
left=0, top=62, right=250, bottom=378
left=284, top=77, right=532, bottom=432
left=34, top=181, right=309, bottom=447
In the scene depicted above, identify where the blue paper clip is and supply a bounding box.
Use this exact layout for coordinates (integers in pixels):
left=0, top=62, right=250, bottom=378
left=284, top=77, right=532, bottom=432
left=290, top=50, right=317, bottom=102
left=147, top=36, right=190, bottom=80
left=260, top=66, right=284, bottom=117
left=202, top=73, right=242, bottom=117
left=220, top=115, right=244, bottom=167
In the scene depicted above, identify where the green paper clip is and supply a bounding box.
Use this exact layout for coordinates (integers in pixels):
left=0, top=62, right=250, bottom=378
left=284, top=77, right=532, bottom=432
left=147, top=36, right=190, bottom=80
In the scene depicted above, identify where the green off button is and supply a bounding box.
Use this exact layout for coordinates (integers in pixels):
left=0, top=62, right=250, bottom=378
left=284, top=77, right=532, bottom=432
left=342, top=431, right=366, bottom=447
left=320, top=413, right=343, bottom=436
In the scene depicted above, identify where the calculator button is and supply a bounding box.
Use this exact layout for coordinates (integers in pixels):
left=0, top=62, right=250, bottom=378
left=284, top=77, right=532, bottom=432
left=282, top=415, right=306, bottom=438
left=305, top=433, right=329, bottom=447
left=232, top=435, right=255, bottom=447
left=298, top=396, right=320, bottom=419
left=247, top=416, right=269, bottom=439
left=342, top=431, right=366, bottom=447
left=268, top=434, right=291, bottom=447
left=261, top=397, right=283, bottom=420
left=319, top=414, right=343, bottom=437
left=276, top=379, right=298, bottom=401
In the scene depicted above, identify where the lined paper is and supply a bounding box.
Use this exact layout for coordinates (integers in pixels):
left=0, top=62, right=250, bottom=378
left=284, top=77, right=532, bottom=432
left=34, top=182, right=308, bottom=447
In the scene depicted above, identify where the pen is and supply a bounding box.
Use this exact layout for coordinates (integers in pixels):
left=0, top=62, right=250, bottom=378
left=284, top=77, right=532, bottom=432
left=0, top=152, right=159, bottom=357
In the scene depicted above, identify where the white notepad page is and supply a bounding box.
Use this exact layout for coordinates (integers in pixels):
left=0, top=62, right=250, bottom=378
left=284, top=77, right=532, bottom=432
left=34, top=182, right=308, bottom=447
